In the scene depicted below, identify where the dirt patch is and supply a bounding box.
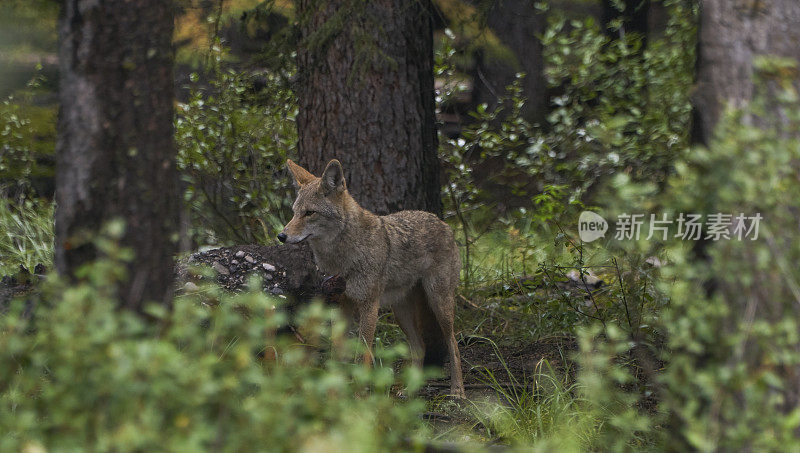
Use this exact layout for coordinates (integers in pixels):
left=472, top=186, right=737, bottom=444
left=0, top=264, right=45, bottom=316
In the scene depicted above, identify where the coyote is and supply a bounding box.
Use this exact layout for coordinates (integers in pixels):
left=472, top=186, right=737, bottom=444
left=278, top=159, right=465, bottom=398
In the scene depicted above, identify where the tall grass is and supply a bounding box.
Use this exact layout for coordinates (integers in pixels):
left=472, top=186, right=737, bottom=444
left=0, top=199, right=53, bottom=275
left=469, top=340, right=603, bottom=451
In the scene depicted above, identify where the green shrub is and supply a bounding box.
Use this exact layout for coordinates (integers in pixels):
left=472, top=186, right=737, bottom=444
left=176, top=43, right=296, bottom=246
left=0, top=248, right=428, bottom=451
left=656, top=57, right=800, bottom=451
left=437, top=1, right=695, bottom=290
left=466, top=330, right=653, bottom=452
left=439, top=0, right=696, bottom=213
left=541, top=0, right=695, bottom=198
left=0, top=198, right=52, bottom=275
left=0, top=72, right=55, bottom=202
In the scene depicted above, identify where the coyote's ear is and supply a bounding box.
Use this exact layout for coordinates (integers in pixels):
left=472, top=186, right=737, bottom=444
left=321, top=159, right=346, bottom=195
left=286, top=159, right=316, bottom=187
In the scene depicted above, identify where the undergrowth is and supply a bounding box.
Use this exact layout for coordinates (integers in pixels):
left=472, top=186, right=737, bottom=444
left=0, top=199, right=52, bottom=275
left=0, top=243, right=429, bottom=451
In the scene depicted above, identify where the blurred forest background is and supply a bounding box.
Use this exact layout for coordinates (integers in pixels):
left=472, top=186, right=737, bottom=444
left=2, top=0, right=800, bottom=451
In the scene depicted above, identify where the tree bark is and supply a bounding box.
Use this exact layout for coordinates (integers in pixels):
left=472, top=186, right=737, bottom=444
left=688, top=0, right=800, bottom=300
left=56, top=0, right=178, bottom=312
left=693, top=0, right=800, bottom=145
left=471, top=0, right=547, bottom=124
left=295, top=0, right=442, bottom=217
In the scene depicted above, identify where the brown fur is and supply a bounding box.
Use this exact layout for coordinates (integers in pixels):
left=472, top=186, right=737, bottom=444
left=280, top=159, right=465, bottom=397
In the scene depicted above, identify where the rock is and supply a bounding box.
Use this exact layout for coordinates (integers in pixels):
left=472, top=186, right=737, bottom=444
left=212, top=261, right=230, bottom=275
left=231, top=259, right=239, bottom=265
left=183, top=281, right=199, bottom=292
left=245, top=255, right=255, bottom=263
left=565, top=269, right=603, bottom=289
left=645, top=256, right=663, bottom=268
left=178, top=243, right=323, bottom=307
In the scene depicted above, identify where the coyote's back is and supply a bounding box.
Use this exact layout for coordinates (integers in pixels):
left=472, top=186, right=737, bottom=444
left=379, top=210, right=460, bottom=302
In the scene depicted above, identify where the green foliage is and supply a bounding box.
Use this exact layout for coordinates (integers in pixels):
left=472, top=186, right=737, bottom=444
left=176, top=43, right=296, bottom=246
left=0, top=199, right=53, bottom=275
left=655, top=58, right=800, bottom=451
left=0, top=0, right=58, bottom=97
left=0, top=97, right=36, bottom=200
left=0, top=249, right=427, bottom=451
left=438, top=1, right=695, bottom=293
left=571, top=325, right=655, bottom=451
left=470, top=345, right=599, bottom=450
left=466, top=333, right=652, bottom=452
left=541, top=0, right=696, bottom=197
left=0, top=72, right=55, bottom=202
left=5, top=2, right=799, bottom=451
left=440, top=0, right=695, bottom=216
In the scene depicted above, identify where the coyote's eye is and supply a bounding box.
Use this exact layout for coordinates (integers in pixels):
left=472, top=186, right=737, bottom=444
left=304, top=210, right=316, bottom=217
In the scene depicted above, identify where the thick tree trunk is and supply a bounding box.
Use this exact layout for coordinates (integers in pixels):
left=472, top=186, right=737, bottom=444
left=693, top=0, right=800, bottom=145
left=56, top=0, right=178, bottom=312
left=295, top=0, right=442, bottom=217
left=688, top=0, right=800, bottom=298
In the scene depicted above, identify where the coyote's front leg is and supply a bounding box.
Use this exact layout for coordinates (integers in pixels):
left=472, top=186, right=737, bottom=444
left=357, top=298, right=380, bottom=366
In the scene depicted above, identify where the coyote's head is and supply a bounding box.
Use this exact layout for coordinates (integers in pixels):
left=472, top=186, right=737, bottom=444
left=277, top=159, right=348, bottom=244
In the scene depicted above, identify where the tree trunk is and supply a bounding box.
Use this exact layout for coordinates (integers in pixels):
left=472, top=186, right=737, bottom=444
left=295, top=0, right=442, bottom=217
left=602, top=0, right=650, bottom=43
left=688, top=0, right=800, bottom=297
left=693, top=0, right=800, bottom=145
left=56, top=0, right=178, bottom=312
left=471, top=0, right=547, bottom=124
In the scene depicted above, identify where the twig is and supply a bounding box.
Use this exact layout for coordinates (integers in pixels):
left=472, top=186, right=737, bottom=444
left=421, top=412, right=452, bottom=422
left=448, top=185, right=472, bottom=289
left=612, top=257, right=633, bottom=330
left=457, top=294, right=480, bottom=310
left=577, top=242, right=605, bottom=327
left=540, top=266, right=606, bottom=323
left=425, top=382, right=529, bottom=390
